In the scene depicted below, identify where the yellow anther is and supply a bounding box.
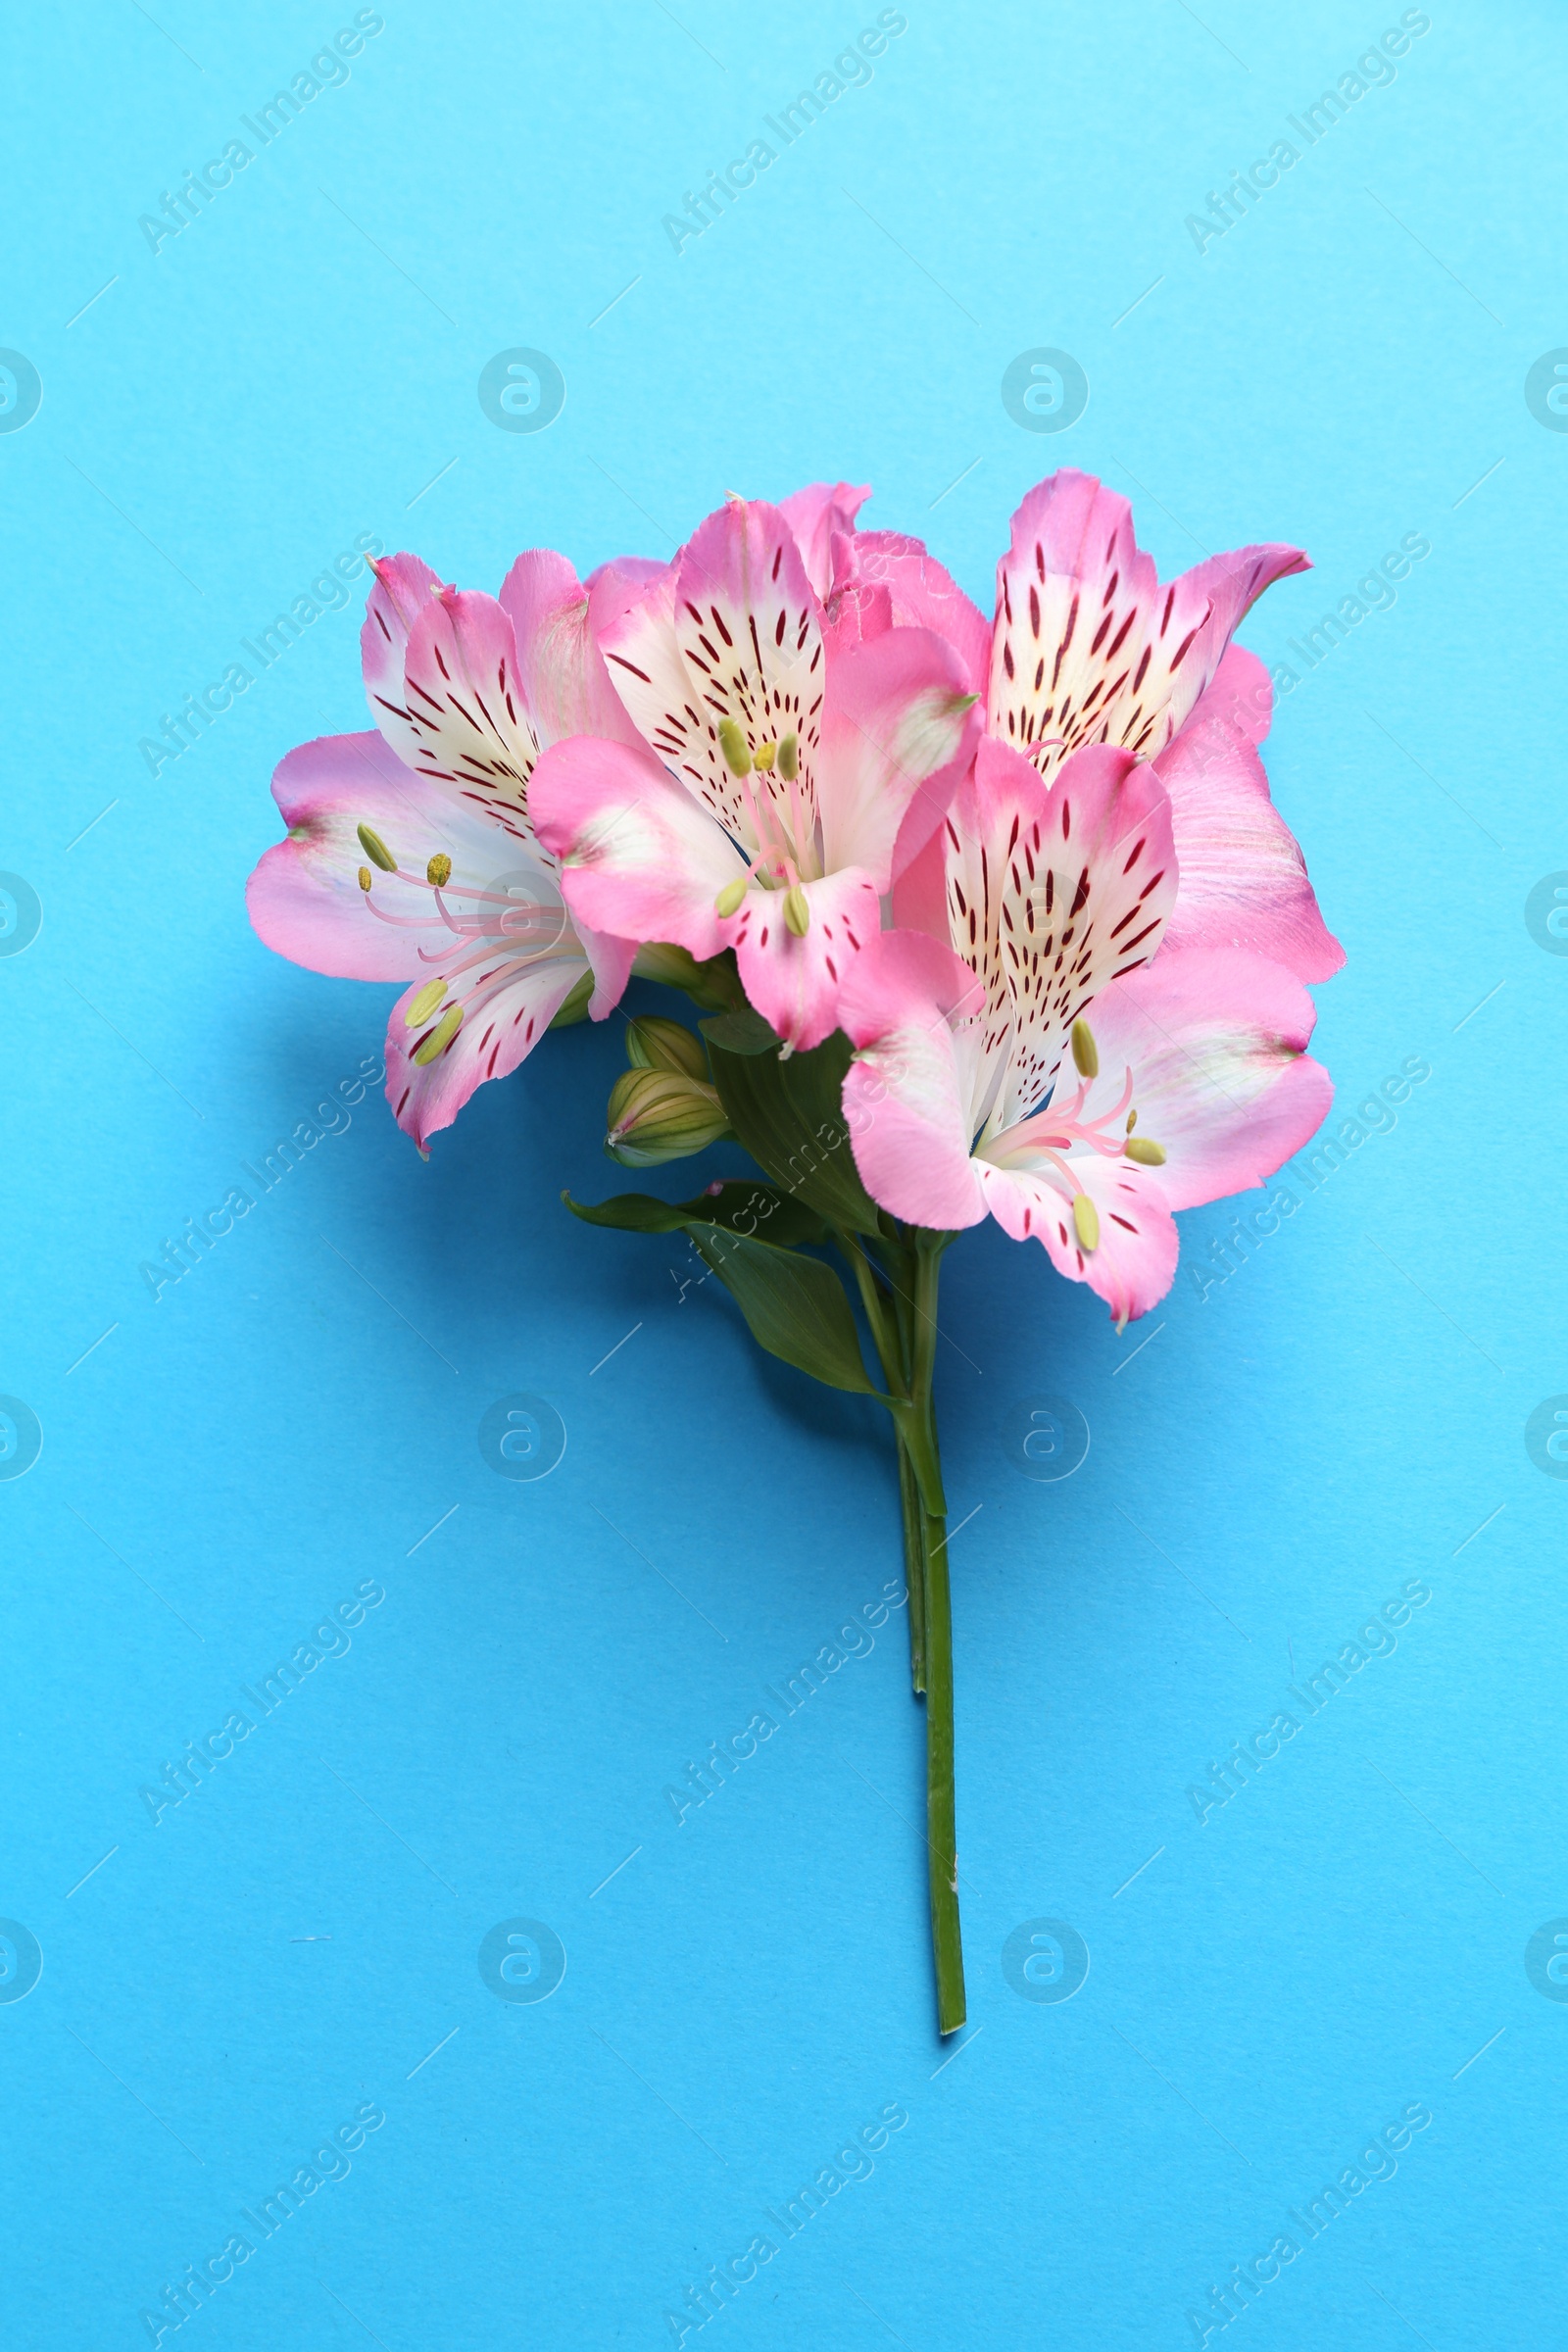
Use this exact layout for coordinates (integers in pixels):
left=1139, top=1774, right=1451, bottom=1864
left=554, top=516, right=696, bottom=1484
left=1072, top=1192, right=1100, bottom=1250
left=412, top=1004, right=464, bottom=1065
left=714, top=876, right=748, bottom=918
left=752, top=740, right=777, bottom=771
left=776, top=731, right=799, bottom=781
left=357, top=865, right=373, bottom=892
left=406, top=979, right=448, bottom=1027
left=784, top=884, right=810, bottom=937
left=1070, top=1019, right=1099, bottom=1079
left=426, top=854, right=453, bottom=888
left=357, top=822, right=397, bottom=872
left=1125, top=1137, right=1166, bottom=1166
left=717, top=718, right=752, bottom=777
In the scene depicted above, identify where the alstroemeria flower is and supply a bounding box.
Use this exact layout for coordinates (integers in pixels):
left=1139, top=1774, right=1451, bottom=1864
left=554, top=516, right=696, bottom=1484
left=528, top=495, right=978, bottom=1054
left=247, top=548, right=642, bottom=1151
left=833, top=468, right=1343, bottom=988
left=839, top=738, right=1332, bottom=1323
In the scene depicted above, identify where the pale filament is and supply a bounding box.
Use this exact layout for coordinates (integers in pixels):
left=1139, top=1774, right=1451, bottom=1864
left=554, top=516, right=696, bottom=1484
left=991, top=1066, right=1138, bottom=1198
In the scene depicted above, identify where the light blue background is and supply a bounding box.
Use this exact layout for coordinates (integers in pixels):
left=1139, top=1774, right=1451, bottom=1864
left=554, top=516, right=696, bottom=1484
left=4, top=2, right=1562, bottom=2343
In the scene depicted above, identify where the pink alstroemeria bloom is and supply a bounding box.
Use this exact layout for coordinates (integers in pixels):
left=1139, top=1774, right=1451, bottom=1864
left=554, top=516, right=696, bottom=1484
left=528, top=493, right=979, bottom=1054
left=838, top=738, right=1333, bottom=1324
left=246, top=549, right=643, bottom=1152
left=833, top=468, right=1343, bottom=988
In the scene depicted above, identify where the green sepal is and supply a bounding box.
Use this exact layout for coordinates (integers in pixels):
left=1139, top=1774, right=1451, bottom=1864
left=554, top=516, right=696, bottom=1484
left=705, top=1027, right=882, bottom=1237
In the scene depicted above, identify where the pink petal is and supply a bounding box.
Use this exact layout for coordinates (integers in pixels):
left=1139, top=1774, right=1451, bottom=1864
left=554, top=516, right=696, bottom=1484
left=959, top=737, right=1177, bottom=1131
left=980, top=1152, right=1179, bottom=1322
left=1154, top=654, right=1344, bottom=984
left=499, top=549, right=644, bottom=753
left=777, top=481, right=871, bottom=599
left=818, top=625, right=977, bottom=882
left=577, top=918, right=637, bottom=1020
left=384, top=953, right=585, bottom=1152
left=399, top=589, right=538, bottom=821
left=528, top=734, right=742, bottom=963
left=1086, top=945, right=1333, bottom=1210
left=729, top=866, right=882, bottom=1055
left=840, top=929, right=990, bottom=1230
left=835, top=529, right=992, bottom=698
left=601, top=500, right=826, bottom=850
left=247, top=730, right=487, bottom=982
left=361, top=552, right=442, bottom=768
left=986, top=469, right=1308, bottom=782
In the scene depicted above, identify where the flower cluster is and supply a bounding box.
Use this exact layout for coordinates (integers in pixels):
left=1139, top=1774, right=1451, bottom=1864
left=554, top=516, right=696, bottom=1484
left=249, top=469, right=1340, bottom=1326
left=248, top=467, right=1342, bottom=2035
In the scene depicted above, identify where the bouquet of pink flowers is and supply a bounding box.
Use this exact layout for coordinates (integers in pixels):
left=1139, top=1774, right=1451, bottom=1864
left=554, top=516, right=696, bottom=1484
left=248, top=470, right=1341, bottom=2034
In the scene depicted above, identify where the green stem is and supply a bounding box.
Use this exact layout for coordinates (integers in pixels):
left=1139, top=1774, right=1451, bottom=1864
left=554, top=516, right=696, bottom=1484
left=837, top=1229, right=927, bottom=1691
left=911, top=1237, right=965, bottom=2035
left=896, top=1437, right=927, bottom=1694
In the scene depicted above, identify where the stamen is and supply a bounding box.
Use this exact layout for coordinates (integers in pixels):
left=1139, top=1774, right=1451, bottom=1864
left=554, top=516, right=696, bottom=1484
left=412, top=1004, right=464, bottom=1065
left=776, top=732, right=799, bottom=780
left=427, top=854, right=453, bottom=887
left=1072, top=1193, right=1100, bottom=1250
left=1125, top=1136, right=1166, bottom=1165
left=406, top=979, right=448, bottom=1026
left=784, top=884, right=810, bottom=937
left=753, top=740, right=777, bottom=771
left=358, top=865, right=372, bottom=892
left=357, top=822, right=397, bottom=872
left=717, top=718, right=752, bottom=777
left=1071, top=1019, right=1099, bottom=1079
left=714, top=877, right=748, bottom=917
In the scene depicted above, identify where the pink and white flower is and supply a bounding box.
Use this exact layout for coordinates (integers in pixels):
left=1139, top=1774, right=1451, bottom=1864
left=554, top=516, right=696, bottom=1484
left=247, top=547, right=643, bottom=1151
left=528, top=494, right=979, bottom=1054
left=834, top=468, right=1343, bottom=987
left=839, top=738, right=1332, bottom=1324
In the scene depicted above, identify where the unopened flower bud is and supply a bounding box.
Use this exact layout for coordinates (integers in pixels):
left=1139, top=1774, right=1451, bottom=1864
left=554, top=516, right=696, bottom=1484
left=625, top=1015, right=709, bottom=1080
left=605, top=1068, right=730, bottom=1166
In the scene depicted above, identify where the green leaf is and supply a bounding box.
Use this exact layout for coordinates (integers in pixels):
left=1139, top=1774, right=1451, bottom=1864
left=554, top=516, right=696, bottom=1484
left=686, top=1227, right=877, bottom=1393
left=706, top=1028, right=883, bottom=1236
left=564, top=1190, right=691, bottom=1234
left=698, top=1006, right=779, bottom=1055
left=563, top=1181, right=829, bottom=1249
